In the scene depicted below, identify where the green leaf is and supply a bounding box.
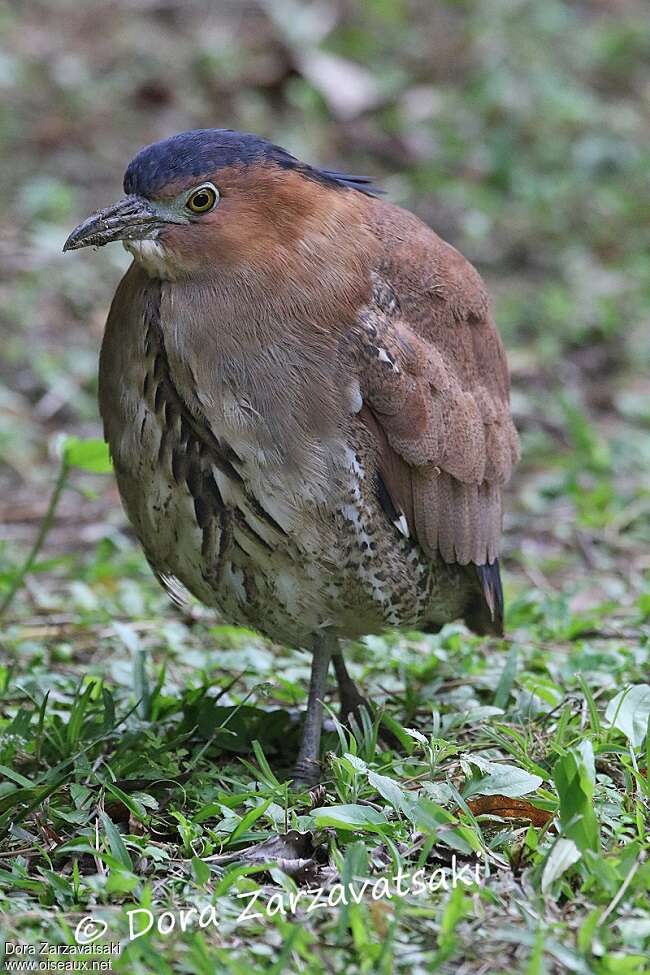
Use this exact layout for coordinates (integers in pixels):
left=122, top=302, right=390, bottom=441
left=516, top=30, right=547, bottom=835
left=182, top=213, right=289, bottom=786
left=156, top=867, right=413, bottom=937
left=99, top=811, right=133, bottom=870
left=541, top=837, right=582, bottom=893
left=367, top=770, right=406, bottom=811
left=553, top=741, right=600, bottom=853
left=335, top=841, right=369, bottom=943
left=577, top=909, right=604, bottom=954
left=311, top=804, right=389, bottom=832
left=402, top=797, right=479, bottom=854
left=251, top=739, right=281, bottom=787
left=66, top=681, right=96, bottom=751
left=104, top=781, right=147, bottom=821
left=0, top=765, right=33, bottom=788
left=191, top=857, right=211, bottom=886
left=638, top=593, right=650, bottom=621
left=440, top=883, right=467, bottom=938
left=226, top=797, right=272, bottom=846
left=604, top=684, right=650, bottom=748
left=525, top=927, right=546, bottom=975
left=463, top=756, right=543, bottom=798
left=493, top=643, right=519, bottom=709
left=63, top=437, right=113, bottom=473
left=430, top=885, right=469, bottom=965
left=55, top=842, right=132, bottom=873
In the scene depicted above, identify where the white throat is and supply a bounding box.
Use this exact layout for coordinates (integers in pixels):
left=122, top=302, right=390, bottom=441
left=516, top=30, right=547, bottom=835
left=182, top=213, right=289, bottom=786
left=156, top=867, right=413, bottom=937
left=123, top=238, right=170, bottom=278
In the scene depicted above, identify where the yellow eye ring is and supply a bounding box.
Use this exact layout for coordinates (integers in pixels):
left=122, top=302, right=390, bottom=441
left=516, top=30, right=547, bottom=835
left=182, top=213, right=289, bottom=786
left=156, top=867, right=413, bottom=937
left=186, top=184, right=219, bottom=214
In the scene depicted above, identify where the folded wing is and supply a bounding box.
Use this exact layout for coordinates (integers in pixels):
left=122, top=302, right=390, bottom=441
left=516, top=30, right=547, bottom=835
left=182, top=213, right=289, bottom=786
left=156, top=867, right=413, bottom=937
left=346, top=234, right=519, bottom=631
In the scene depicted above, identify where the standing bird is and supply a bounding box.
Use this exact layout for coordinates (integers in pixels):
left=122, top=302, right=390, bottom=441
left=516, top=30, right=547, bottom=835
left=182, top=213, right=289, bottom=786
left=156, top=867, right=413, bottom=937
left=64, top=129, right=519, bottom=786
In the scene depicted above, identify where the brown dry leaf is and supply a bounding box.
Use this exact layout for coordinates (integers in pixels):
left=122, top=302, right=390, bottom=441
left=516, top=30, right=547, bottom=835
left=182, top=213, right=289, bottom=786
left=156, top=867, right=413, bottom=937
left=369, top=899, right=392, bottom=937
left=129, top=812, right=146, bottom=836
left=203, top=829, right=315, bottom=865
left=103, top=800, right=129, bottom=824
left=466, top=795, right=553, bottom=827
left=203, top=830, right=336, bottom=887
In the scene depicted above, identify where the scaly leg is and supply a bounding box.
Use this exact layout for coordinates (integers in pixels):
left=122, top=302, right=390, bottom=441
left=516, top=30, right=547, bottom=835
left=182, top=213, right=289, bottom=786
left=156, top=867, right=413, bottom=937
left=291, top=635, right=335, bottom=788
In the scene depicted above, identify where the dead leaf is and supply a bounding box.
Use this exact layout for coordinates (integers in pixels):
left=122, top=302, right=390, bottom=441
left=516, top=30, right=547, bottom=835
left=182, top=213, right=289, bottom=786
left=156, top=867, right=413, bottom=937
left=274, top=857, right=337, bottom=886
left=369, top=899, right=392, bottom=937
left=203, top=829, right=336, bottom=887
left=466, top=795, right=553, bottom=827
left=204, top=829, right=315, bottom=865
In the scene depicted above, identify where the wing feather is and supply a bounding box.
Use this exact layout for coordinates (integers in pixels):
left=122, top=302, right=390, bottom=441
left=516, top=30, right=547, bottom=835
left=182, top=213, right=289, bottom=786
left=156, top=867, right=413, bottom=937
left=346, top=205, right=519, bottom=630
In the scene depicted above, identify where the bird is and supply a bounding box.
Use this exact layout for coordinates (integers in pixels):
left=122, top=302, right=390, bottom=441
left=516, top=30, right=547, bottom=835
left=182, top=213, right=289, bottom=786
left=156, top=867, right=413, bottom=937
left=64, top=128, right=519, bottom=786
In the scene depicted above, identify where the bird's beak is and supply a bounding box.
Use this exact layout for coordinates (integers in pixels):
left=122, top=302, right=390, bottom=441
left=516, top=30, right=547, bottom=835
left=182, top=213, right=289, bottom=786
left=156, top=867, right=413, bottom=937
left=63, top=195, right=182, bottom=252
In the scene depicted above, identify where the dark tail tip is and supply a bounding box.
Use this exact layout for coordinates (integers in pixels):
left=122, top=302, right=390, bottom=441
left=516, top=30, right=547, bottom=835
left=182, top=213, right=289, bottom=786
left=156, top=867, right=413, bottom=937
left=465, top=559, right=504, bottom=636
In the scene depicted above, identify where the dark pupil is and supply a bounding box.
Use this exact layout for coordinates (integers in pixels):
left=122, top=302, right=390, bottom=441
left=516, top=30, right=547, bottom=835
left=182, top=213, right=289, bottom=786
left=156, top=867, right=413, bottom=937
left=193, top=191, right=210, bottom=209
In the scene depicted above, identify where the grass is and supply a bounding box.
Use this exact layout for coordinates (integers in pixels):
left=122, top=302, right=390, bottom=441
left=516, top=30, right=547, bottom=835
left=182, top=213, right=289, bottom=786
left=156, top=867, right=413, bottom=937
left=1, top=0, right=649, bottom=972
left=0, top=449, right=648, bottom=973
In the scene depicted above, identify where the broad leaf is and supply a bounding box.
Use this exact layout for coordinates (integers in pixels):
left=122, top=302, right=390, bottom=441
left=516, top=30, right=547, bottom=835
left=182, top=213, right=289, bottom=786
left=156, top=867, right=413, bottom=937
left=541, top=838, right=582, bottom=893
left=553, top=741, right=600, bottom=852
left=311, top=804, right=389, bottom=832
left=64, top=437, right=113, bottom=473
left=604, top=684, right=650, bottom=748
left=463, top=756, right=543, bottom=798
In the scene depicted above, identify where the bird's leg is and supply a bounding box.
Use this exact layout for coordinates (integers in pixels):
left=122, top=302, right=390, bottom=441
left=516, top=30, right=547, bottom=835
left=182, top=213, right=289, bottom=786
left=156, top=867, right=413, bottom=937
left=333, top=651, right=401, bottom=750
left=291, top=635, right=335, bottom=788
left=332, top=651, right=370, bottom=724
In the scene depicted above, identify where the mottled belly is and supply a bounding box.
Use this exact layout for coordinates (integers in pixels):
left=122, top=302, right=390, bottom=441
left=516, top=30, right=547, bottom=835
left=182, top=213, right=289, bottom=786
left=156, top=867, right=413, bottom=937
left=106, top=298, right=467, bottom=647
left=114, top=401, right=469, bottom=649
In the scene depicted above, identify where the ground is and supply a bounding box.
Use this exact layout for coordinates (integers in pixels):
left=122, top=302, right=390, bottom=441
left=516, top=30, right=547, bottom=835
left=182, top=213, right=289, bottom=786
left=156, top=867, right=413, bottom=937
left=0, top=1, right=649, bottom=973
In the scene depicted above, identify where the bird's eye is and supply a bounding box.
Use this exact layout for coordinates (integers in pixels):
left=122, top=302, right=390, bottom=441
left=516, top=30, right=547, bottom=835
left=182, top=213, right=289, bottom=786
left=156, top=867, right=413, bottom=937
left=186, top=184, right=219, bottom=214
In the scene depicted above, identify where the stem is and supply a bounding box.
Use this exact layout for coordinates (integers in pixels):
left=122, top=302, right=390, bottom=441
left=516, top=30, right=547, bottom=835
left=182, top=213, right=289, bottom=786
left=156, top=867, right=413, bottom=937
left=0, top=457, right=70, bottom=617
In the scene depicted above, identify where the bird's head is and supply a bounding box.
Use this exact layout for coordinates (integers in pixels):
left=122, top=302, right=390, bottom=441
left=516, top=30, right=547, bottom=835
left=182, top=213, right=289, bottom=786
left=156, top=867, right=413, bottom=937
left=63, top=129, right=378, bottom=280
